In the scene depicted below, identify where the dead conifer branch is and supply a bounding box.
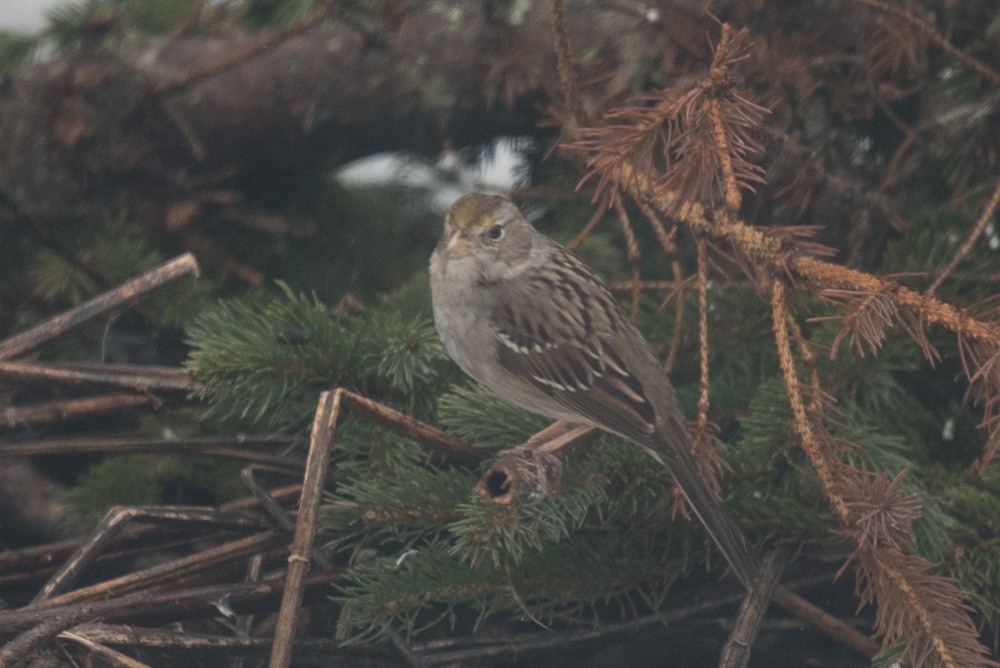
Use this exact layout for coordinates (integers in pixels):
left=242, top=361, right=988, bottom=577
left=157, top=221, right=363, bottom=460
left=694, top=238, right=713, bottom=451
left=771, top=280, right=851, bottom=523
left=927, top=173, right=1000, bottom=295
left=574, top=24, right=767, bottom=219
left=612, top=193, right=643, bottom=321
left=851, top=0, right=1000, bottom=84
left=608, top=161, right=1000, bottom=354
left=773, top=282, right=994, bottom=666
left=549, top=0, right=587, bottom=127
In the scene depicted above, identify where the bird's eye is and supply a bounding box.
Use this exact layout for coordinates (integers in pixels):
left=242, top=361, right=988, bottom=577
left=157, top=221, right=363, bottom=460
left=487, top=224, right=504, bottom=241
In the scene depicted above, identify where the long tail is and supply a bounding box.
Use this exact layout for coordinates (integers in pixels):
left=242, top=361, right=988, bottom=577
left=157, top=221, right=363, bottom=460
left=645, top=433, right=759, bottom=590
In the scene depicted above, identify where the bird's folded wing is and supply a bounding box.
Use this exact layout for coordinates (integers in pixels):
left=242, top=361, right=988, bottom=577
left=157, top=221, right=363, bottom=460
left=492, top=308, right=657, bottom=446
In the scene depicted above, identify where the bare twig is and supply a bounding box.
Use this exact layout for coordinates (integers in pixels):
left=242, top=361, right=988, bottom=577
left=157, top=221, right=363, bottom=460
left=0, top=394, right=154, bottom=429
left=57, top=629, right=153, bottom=667
left=771, top=585, right=880, bottom=657
left=0, top=605, right=97, bottom=667
left=0, top=361, right=197, bottom=392
left=241, top=466, right=333, bottom=569
left=718, top=550, right=786, bottom=668
left=269, top=390, right=338, bottom=668
left=0, top=486, right=303, bottom=589
left=0, top=567, right=344, bottom=637
left=61, top=624, right=269, bottom=655
left=33, top=506, right=264, bottom=604
left=549, top=0, right=587, bottom=126
left=0, top=436, right=301, bottom=469
left=42, top=532, right=284, bottom=609
left=340, top=390, right=482, bottom=466
left=231, top=553, right=265, bottom=668
left=927, top=174, right=1000, bottom=295
left=0, top=254, right=199, bottom=361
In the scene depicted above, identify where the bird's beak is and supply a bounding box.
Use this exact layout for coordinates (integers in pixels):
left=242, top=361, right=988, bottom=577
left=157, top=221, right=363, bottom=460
left=444, top=228, right=471, bottom=257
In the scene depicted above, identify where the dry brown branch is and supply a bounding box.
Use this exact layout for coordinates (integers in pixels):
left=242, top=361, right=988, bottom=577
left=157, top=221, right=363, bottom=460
left=57, top=630, right=153, bottom=667
left=927, top=173, right=1000, bottom=295
left=0, top=254, right=199, bottom=361
left=56, top=623, right=354, bottom=664
left=269, top=390, right=338, bottom=668
left=718, top=550, right=786, bottom=668
left=0, top=361, right=197, bottom=393
left=567, top=24, right=1000, bottom=660
left=770, top=584, right=880, bottom=657
left=0, top=394, right=155, bottom=429
left=339, top=391, right=483, bottom=466
left=550, top=0, right=587, bottom=127
left=576, top=25, right=767, bottom=220
left=0, top=435, right=301, bottom=469
left=33, top=506, right=265, bottom=604
left=694, top=237, right=711, bottom=441
left=600, top=162, right=1000, bottom=354
left=0, top=566, right=343, bottom=637
left=770, top=280, right=850, bottom=521
left=851, top=0, right=1000, bottom=84
left=775, top=279, right=991, bottom=665
left=41, top=532, right=284, bottom=609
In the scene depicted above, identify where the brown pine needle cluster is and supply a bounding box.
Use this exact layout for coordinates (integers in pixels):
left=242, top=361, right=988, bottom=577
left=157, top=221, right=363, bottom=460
left=575, top=26, right=767, bottom=220
left=562, top=14, right=1000, bottom=666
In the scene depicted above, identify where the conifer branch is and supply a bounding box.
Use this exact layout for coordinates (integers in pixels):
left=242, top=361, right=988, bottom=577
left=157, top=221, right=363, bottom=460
left=549, top=0, right=586, bottom=127
left=772, top=281, right=994, bottom=667
left=612, top=193, right=642, bottom=321
left=927, top=173, right=1000, bottom=295
left=771, top=280, right=851, bottom=523
left=851, top=0, right=1000, bottom=84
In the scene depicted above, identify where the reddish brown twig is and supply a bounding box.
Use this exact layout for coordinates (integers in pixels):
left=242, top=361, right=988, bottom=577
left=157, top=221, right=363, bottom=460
left=340, top=390, right=482, bottom=466
left=771, top=585, right=880, bottom=657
